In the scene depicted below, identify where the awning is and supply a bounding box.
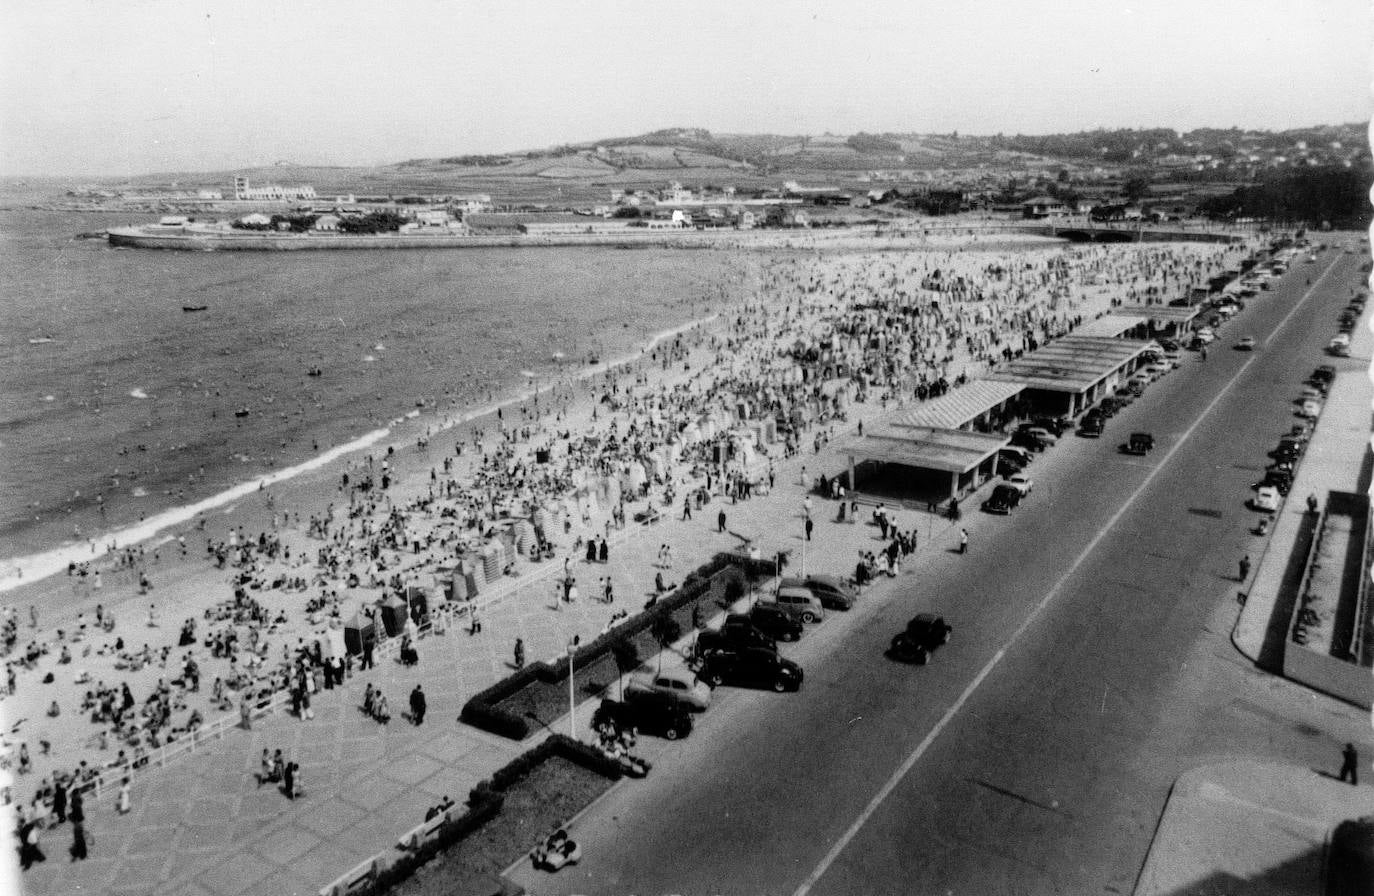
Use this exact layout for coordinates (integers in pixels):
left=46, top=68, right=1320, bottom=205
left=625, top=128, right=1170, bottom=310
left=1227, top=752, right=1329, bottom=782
left=986, top=336, right=1151, bottom=394
left=896, top=380, right=1024, bottom=430
left=837, top=426, right=1010, bottom=474
left=1072, top=314, right=1147, bottom=338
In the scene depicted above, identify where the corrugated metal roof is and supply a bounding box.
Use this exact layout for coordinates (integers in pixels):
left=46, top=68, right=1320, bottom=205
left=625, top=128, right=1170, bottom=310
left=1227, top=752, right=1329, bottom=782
left=836, top=427, right=1009, bottom=474
left=1114, top=303, right=1203, bottom=323
left=895, top=380, right=1025, bottom=430
left=1073, top=314, right=1147, bottom=338
left=985, top=336, right=1150, bottom=393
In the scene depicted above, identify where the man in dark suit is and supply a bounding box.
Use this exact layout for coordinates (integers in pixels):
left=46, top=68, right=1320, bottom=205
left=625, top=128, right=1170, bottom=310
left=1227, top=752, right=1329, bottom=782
left=410, top=685, right=426, bottom=725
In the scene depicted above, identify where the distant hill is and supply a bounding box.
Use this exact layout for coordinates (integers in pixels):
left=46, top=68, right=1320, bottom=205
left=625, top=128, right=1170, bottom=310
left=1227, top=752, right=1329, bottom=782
left=42, top=124, right=1372, bottom=207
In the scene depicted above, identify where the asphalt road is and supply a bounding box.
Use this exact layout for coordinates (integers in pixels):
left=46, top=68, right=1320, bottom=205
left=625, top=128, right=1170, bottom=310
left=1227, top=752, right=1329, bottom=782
left=516, top=244, right=1372, bottom=896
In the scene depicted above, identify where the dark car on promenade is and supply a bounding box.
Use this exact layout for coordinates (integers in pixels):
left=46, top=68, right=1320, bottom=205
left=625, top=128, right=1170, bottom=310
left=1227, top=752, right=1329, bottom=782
left=889, top=614, right=953, bottom=665
left=727, top=607, right=803, bottom=643
left=595, top=696, right=693, bottom=740
left=697, top=646, right=802, bottom=692
left=1079, top=413, right=1105, bottom=438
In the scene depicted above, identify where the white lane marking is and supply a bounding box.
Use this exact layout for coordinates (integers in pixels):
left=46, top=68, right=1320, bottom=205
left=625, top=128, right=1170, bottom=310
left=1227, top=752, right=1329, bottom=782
left=793, top=258, right=1337, bottom=896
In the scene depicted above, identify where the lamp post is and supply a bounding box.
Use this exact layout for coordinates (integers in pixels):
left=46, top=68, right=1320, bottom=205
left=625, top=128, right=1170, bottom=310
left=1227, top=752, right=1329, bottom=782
left=567, top=635, right=580, bottom=738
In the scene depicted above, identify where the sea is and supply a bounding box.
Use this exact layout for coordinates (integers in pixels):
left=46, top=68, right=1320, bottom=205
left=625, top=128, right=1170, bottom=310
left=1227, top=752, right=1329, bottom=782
left=0, top=207, right=757, bottom=584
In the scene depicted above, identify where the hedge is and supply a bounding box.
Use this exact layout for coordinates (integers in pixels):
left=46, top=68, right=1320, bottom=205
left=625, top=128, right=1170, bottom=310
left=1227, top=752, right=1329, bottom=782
left=459, top=554, right=758, bottom=740
left=358, top=734, right=622, bottom=896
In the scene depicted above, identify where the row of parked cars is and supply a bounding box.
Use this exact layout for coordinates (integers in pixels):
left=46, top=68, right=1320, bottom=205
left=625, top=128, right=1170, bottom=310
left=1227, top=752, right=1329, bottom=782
left=606, top=568, right=957, bottom=740
left=1249, top=366, right=1329, bottom=513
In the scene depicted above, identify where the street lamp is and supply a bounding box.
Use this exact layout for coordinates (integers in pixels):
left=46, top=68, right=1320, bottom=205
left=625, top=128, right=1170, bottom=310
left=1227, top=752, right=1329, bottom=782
left=567, top=634, right=580, bottom=738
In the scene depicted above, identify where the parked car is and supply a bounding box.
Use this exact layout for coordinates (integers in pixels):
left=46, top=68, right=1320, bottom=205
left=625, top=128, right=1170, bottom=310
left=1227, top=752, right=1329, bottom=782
left=1235, top=336, right=1256, bottom=351
left=1120, top=432, right=1155, bottom=455
left=1262, top=468, right=1294, bottom=495
left=759, top=586, right=825, bottom=624
left=727, top=607, right=802, bottom=643
left=697, top=646, right=802, bottom=692
left=1298, top=399, right=1322, bottom=419
left=779, top=574, right=856, bottom=611
left=1011, top=430, right=1050, bottom=452
left=998, top=446, right=1032, bottom=471
left=1002, top=472, right=1033, bottom=496
left=595, top=696, right=693, bottom=740
left=1194, top=328, right=1216, bottom=344
left=1251, top=485, right=1281, bottom=513
left=695, top=623, right=776, bottom=659
left=1078, top=415, right=1105, bottom=438
left=625, top=666, right=712, bottom=711
left=1032, top=415, right=1072, bottom=437
left=981, top=483, right=1022, bottom=515
left=1100, top=397, right=1124, bottom=417
left=888, top=614, right=953, bottom=665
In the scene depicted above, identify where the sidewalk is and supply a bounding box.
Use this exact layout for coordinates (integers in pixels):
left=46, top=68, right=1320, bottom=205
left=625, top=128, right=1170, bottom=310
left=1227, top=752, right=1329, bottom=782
left=1135, top=760, right=1374, bottom=896
left=1233, top=296, right=1373, bottom=669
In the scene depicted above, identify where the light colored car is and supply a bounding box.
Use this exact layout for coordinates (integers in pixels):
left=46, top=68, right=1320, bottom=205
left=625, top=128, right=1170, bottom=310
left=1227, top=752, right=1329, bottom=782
left=1162, top=350, right=1182, bottom=368
left=1252, top=486, right=1281, bottom=513
left=1194, top=328, right=1215, bottom=344
left=1003, top=472, right=1033, bottom=496
left=1299, top=399, right=1323, bottom=419
left=1146, top=360, right=1171, bottom=377
left=1236, top=336, right=1256, bottom=351
left=625, top=666, right=712, bottom=711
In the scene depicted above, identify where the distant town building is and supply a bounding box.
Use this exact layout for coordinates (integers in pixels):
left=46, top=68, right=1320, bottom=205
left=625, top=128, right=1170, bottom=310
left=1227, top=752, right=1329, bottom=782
left=233, top=176, right=317, bottom=201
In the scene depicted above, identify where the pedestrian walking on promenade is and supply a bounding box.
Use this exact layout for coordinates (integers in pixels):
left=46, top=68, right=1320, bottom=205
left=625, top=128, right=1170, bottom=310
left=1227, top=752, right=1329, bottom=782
left=682, top=498, right=692, bottom=521
left=1238, top=555, right=1251, bottom=582
left=959, top=529, right=969, bottom=555
left=1339, top=743, right=1360, bottom=785
left=718, top=509, right=727, bottom=533
left=361, top=640, right=375, bottom=670
left=514, top=638, right=525, bottom=669
left=53, top=777, right=67, bottom=823
left=410, top=685, right=426, bottom=725
left=468, top=608, right=481, bottom=635
left=282, top=762, right=296, bottom=800
left=1307, top=493, right=1319, bottom=514
left=805, top=518, right=814, bottom=541
left=69, top=819, right=88, bottom=861
left=116, top=778, right=130, bottom=814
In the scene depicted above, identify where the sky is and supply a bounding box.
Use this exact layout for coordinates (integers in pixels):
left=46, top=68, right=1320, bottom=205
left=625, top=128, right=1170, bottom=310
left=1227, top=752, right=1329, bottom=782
left=1, top=0, right=1370, bottom=177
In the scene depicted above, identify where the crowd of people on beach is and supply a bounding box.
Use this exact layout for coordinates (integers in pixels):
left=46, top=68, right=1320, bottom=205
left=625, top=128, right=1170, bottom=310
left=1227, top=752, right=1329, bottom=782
left=2, top=235, right=1260, bottom=868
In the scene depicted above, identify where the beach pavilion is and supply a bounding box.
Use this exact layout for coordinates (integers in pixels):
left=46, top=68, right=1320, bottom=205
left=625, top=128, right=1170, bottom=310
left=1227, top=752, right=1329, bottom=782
left=836, top=423, right=1010, bottom=507
left=984, top=335, right=1154, bottom=417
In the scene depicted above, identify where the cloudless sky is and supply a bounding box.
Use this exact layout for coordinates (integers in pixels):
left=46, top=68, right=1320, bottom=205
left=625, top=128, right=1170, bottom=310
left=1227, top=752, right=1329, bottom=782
left=1, top=0, right=1369, bottom=176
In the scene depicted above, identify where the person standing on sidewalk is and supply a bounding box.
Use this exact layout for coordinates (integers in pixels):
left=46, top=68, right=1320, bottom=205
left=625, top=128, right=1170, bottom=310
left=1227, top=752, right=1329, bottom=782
left=514, top=638, right=525, bottom=669
left=1339, top=742, right=1359, bottom=785
left=959, top=529, right=969, bottom=555
left=1307, top=493, right=1319, bottom=514
left=409, top=685, right=426, bottom=725
left=1238, top=555, right=1251, bottom=582
left=717, top=509, right=727, bottom=533
left=805, top=517, right=814, bottom=541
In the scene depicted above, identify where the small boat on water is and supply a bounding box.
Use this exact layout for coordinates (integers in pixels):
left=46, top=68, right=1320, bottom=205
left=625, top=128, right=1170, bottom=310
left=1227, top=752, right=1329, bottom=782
left=28, top=337, right=55, bottom=344
left=182, top=305, right=208, bottom=312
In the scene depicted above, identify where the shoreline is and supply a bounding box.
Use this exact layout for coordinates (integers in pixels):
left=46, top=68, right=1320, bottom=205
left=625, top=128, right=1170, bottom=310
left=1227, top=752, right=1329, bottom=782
left=0, top=308, right=724, bottom=596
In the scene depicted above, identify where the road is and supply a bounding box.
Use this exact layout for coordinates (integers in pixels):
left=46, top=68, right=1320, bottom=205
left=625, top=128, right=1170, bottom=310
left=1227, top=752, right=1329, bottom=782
left=514, top=244, right=1372, bottom=896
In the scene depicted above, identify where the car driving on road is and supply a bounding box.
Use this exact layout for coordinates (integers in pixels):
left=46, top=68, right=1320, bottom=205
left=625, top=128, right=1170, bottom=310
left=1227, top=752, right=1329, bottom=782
left=1235, top=336, right=1256, bottom=351
left=888, top=614, right=953, bottom=665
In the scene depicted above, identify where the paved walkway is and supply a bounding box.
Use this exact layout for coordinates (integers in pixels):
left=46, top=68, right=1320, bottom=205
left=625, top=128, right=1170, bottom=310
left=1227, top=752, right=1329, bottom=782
left=1233, top=290, right=1373, bottom=667
left=1135, top=759, right=1374, bottom=896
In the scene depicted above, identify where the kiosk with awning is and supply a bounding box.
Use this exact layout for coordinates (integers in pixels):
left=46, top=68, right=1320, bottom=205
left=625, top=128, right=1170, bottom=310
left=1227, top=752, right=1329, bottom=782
left=836, top=425, right=1011, bottom=505
left=896, top=379, right=1024, bottom=432
left=1113, top=304, right=1204, bottom=339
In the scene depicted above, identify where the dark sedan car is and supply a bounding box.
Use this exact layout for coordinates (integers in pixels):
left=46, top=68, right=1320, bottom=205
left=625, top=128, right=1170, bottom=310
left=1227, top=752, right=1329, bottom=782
left=695, top=624, right=776, bottom=659
left=697, top=646, right=802, bottom=692
left=727, top=607, right=803, bottom=643
left=889, top=614, right=953, bottom=665
left=595, top=696, right=694, bottom=740
left=981, top=484, right=1022, bottom=515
